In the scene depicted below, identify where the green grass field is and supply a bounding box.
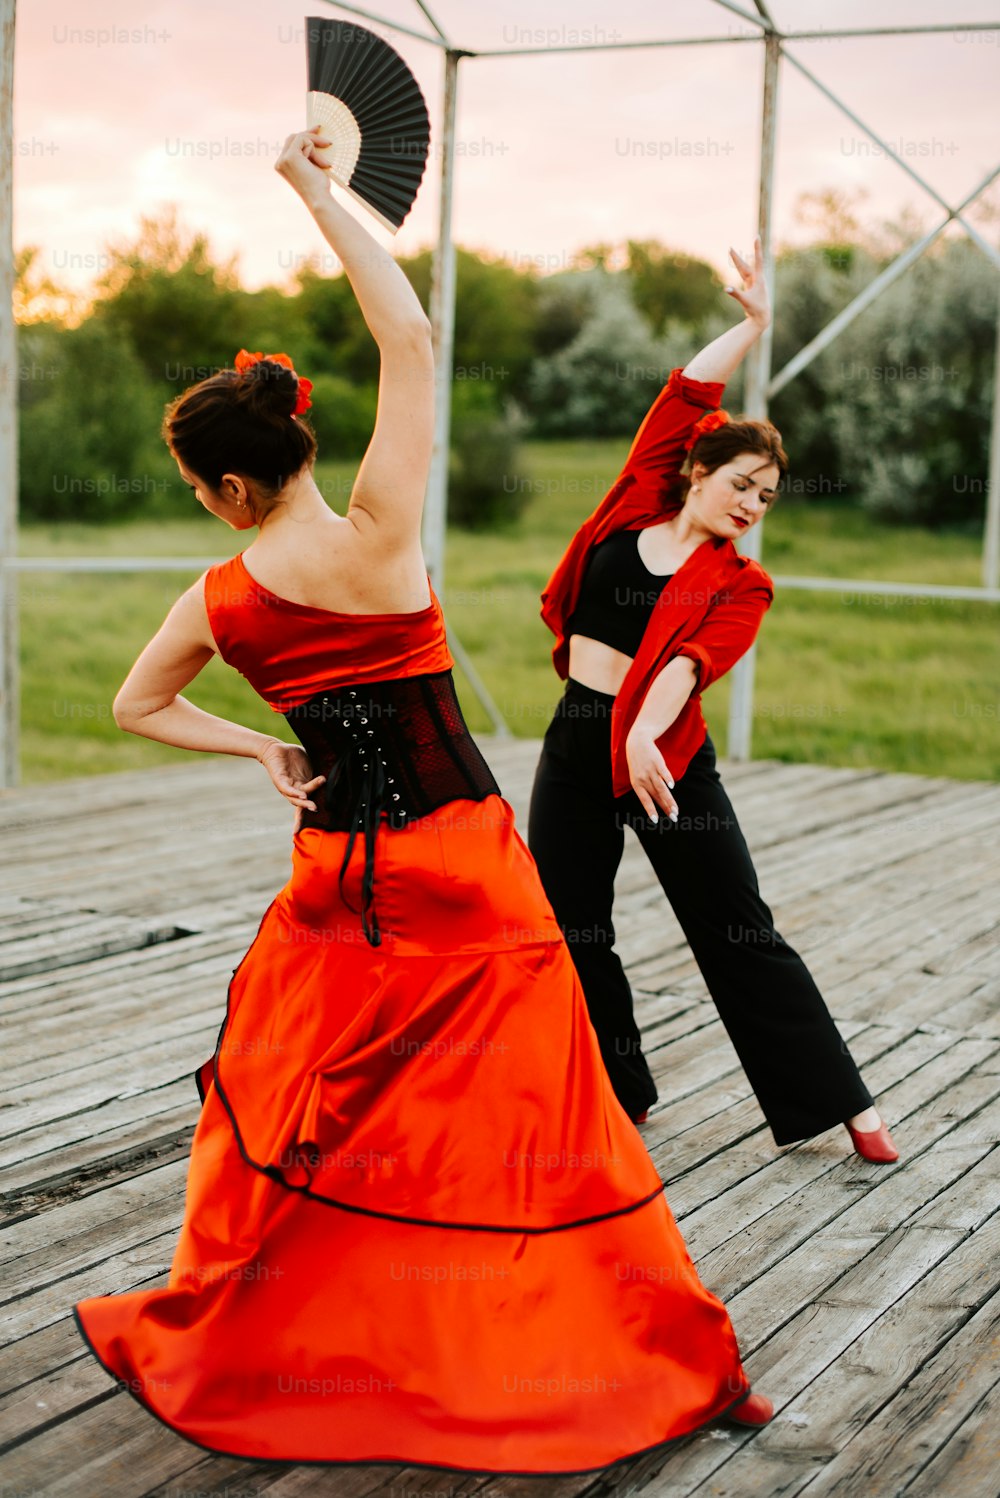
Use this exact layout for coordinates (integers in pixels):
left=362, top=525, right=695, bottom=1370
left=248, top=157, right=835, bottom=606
left=15, top=440, right=999, bottom=784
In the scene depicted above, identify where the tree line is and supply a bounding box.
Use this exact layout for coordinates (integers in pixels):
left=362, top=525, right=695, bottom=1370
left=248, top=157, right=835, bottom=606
left=15, top=193, right=996, bottom=530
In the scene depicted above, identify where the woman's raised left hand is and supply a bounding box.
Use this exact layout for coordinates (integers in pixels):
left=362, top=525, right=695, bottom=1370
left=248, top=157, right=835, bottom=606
left=725, top=234, right=770, bottom=327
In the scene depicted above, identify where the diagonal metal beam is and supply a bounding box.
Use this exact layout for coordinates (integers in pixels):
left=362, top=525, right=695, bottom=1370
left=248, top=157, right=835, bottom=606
left=785, top=49, right=1000, bottom=270
left=753, top=0, right=778, bottom=28
left=769, top=164, right=1000, bottom=396
left=709, top=0, right=770, bottom=28
left=411, top=0, right=450, bottom=45
left=317, top=0, right=447, bottom=47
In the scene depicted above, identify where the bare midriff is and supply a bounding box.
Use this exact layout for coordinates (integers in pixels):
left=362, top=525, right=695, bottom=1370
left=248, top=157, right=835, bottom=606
left=567, top=636, right=635, bottom=696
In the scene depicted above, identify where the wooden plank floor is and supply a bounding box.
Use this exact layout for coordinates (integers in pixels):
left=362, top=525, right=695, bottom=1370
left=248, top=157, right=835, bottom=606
left=1, top=742, right=997, bottom=1498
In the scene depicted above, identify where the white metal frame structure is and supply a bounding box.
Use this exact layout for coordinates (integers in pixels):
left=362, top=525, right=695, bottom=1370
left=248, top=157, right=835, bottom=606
left=1, top=0, right=998, bottom=784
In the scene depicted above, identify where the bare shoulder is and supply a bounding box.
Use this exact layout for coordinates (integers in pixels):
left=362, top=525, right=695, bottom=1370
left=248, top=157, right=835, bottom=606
left=244, top=520, right=431, bottom=613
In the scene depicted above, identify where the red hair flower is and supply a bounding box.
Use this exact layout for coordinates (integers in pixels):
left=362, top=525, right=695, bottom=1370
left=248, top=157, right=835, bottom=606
left=683, top=408, right=730, bottom=451
left=234, top=349, right=313, bottom=416
left=291, top=377, right=313, bottom=416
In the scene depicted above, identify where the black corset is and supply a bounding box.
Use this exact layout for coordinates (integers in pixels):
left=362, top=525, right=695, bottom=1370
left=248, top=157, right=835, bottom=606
left=283, top=669, right=501, bottom=948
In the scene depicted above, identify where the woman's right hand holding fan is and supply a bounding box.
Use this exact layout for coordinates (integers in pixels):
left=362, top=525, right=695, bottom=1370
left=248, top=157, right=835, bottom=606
left=275, top=126, right=333, bottom=202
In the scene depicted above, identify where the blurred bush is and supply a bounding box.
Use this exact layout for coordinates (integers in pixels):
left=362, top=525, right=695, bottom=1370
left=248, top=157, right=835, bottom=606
left=447, top=380, right=529, bottom=531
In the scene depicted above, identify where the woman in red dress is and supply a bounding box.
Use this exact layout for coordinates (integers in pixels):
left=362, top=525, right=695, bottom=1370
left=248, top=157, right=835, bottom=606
left=529, top=237, right=898, bottom=1164
left=73, top=128, right=772, bottom=1473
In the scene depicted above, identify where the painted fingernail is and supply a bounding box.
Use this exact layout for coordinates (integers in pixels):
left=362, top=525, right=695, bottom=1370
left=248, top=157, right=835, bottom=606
left=669, top=811, right=678, bottom=823
left=650, top=811, right=658, bottom=823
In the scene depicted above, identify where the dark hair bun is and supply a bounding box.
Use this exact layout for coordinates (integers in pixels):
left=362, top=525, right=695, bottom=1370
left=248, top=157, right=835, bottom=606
left=232, top=357, right=299, bottom=421
left=162, top=354, right=318, bottom=505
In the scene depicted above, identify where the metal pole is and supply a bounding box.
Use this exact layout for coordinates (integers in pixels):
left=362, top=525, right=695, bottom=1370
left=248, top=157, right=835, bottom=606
left=727, top=27, right=779, bottom=762
left=985, top=287, right=1000, bottom=592
left=0, top=0, right=17, bottom=788
left=422, top=47, right=459, bottom=591
left=420, top=48, right=508, bottom=735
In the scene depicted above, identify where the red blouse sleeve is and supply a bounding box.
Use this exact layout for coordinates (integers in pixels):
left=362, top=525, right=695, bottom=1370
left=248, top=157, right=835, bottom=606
left=669, top=573, right=774, bottom=693
left=618, top=366, right=727, bottom=491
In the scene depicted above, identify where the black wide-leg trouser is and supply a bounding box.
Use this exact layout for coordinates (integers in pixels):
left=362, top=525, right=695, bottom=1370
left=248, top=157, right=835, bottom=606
left=527, top=677, right=874, bottom=1145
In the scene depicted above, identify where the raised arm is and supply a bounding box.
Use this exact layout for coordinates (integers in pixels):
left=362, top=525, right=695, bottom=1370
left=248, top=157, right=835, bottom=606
left=682, top=235, right=771, bottom=383
left=276, top=127, right=434, bottom=545
left=618, top=234, right=772, bottom=492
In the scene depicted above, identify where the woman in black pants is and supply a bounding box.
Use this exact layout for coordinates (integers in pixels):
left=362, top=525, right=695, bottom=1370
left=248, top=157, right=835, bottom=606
left=528, top=237, right=898, bottom=1163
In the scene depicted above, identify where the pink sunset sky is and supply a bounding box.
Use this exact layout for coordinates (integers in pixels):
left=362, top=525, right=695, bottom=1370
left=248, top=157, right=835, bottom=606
left=12, top=0, right=1000, bottom=305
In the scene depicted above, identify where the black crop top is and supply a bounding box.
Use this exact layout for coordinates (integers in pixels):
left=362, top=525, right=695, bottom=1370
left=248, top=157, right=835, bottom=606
left=566, top=528, right=674, bottom=658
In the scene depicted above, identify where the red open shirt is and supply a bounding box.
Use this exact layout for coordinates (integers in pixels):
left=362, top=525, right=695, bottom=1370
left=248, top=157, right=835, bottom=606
left=540, top=367, right=775, bottom=796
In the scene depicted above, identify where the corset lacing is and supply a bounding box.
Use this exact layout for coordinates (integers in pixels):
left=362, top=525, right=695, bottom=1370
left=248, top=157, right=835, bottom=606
left=283, top=670, right=501, bottom=948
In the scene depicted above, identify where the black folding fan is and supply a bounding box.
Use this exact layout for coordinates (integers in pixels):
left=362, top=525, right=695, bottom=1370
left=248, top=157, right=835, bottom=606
left=305, top=16, right=431, bottom=232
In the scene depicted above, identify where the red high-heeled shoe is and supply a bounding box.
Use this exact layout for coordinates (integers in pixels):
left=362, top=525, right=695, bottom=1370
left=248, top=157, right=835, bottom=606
left=846, top=1117, right=899, bottom=1163
left=633, top=1110, right=649, bottom=1124
left=724, top=1392, right=774, bottom=1427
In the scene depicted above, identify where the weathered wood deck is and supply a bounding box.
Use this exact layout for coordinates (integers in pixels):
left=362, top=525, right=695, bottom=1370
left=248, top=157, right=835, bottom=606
left=1, top=742, right=997, bottom=1497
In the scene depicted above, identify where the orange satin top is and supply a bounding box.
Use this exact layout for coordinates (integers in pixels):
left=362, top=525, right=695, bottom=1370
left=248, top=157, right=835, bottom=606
left=203, top=552, right=454, bottom=714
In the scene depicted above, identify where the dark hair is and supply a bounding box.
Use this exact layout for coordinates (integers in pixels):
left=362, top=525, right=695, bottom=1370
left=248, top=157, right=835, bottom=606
left=675, top=416, right=788, bottom=505
left=162, top=357, right=318, bottom=515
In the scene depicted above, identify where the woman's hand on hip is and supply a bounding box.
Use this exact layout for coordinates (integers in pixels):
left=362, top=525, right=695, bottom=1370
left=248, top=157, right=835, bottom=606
left=626, top=726, right=679, bottom=823
left=256, top=738, right=326, bottom=830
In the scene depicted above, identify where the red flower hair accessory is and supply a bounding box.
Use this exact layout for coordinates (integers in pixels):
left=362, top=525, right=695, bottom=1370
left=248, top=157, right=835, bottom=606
left=234, top=349, right=313, bottom=415
left=683, top=408, right=730, bottom=451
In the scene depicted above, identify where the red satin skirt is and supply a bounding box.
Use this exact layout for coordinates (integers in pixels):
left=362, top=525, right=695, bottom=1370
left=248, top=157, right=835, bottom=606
left=74, top=795, right=750, bottom=1473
